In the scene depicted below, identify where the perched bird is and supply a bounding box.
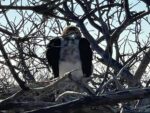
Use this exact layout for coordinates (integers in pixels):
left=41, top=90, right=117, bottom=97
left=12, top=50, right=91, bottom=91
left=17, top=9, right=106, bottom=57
left=46, top=26, right=93, bottom=80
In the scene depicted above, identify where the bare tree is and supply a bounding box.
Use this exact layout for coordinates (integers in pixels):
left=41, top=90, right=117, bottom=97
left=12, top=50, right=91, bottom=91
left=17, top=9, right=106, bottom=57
left=0, top=0, right=150, bottom=113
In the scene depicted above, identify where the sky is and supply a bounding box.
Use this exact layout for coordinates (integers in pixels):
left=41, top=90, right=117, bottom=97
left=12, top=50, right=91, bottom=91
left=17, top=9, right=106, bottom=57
left=0, top=0, right=150, bottom=81
left=0, top=0, right=150, bottom=53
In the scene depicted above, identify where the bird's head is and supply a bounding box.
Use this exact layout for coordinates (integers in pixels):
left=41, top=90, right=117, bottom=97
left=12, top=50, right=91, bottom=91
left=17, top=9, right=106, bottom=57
left=61, top=26, right=81, bottom=39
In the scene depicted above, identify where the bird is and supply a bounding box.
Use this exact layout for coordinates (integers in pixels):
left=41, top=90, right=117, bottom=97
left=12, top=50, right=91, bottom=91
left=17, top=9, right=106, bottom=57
left=46, top=26, right=93, bottom=81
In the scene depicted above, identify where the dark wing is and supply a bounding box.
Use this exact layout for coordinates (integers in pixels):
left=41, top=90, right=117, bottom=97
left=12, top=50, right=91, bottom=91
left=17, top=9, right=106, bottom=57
left=79, top=38, right=93, bottom=77
left=46, top=38, right=61, bottom=78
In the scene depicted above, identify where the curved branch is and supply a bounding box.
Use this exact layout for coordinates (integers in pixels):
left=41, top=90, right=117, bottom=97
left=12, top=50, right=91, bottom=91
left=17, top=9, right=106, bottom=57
left=77, top=21, right=135, bottom=86
left=111, top=11, right=150, bottom=45
left=63, top=1, right=79, bottom=21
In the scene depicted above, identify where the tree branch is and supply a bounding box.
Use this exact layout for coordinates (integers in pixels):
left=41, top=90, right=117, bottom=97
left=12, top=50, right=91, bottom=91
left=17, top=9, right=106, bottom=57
left=134, top=49, right=150, bottom=82
left=111, top=11, right=150, bottom=47
left=24, top=87, right=150, bottom=113
left=77, top=21, right=135, bottom=86
left=123, top=0, right=131, bottom=18
left=0, top=0, right=62, bottom=16
left=0, top=38, right=29, bottom=90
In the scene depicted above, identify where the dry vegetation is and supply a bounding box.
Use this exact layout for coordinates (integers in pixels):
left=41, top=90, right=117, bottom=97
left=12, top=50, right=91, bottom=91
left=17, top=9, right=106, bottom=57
left=0, top=0, right=150, bottom=113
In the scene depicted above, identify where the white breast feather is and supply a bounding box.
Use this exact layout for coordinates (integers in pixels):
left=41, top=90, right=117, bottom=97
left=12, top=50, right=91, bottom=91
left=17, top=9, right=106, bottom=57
left=59, top=39, right=83, bottom=80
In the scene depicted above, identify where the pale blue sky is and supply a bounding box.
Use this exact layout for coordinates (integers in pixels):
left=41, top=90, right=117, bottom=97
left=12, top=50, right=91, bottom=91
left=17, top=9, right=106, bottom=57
left=0, top=0, right=150, bottom=54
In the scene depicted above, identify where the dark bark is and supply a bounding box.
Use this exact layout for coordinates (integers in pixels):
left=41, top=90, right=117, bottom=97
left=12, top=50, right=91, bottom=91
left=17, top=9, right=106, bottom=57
left=24, top=87, right=150, bottom=113
left=77, top=21, right=135, bottom=86
left=134, top=49, right=150, bottom=81
left=0, top=39, right=29, bottom=90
